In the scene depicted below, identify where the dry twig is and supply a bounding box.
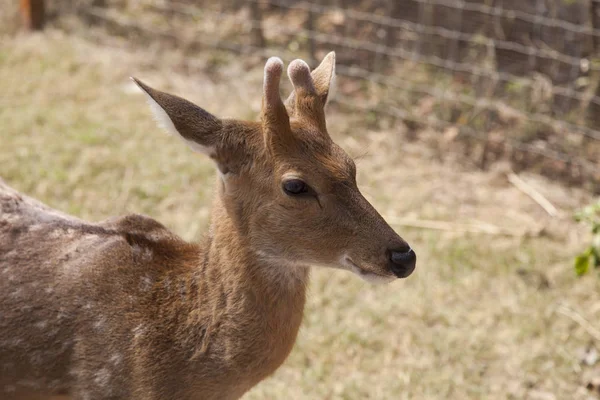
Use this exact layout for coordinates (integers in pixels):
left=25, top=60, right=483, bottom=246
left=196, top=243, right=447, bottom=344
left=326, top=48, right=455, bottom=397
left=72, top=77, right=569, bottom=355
left=507, top=172, right=563, bottom=218
left=557, top=304, right=600, bottom=342
left=387, top=217, right=534, bottom=237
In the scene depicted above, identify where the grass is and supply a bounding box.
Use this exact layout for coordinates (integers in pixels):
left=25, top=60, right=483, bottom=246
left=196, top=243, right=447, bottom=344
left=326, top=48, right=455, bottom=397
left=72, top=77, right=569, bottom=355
left=2, top=30, right=600, bottom=400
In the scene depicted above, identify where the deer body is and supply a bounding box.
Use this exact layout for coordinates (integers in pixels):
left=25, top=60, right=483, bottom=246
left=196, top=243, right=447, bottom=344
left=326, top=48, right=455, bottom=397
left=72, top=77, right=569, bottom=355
left=0, top=53, right=415, bottom=399
left=1, top=182, right=306, bottom=399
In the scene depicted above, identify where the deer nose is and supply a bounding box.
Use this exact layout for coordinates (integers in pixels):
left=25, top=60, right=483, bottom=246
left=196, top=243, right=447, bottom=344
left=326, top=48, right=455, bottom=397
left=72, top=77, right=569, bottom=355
left=389, top=247, right=416, bottom=278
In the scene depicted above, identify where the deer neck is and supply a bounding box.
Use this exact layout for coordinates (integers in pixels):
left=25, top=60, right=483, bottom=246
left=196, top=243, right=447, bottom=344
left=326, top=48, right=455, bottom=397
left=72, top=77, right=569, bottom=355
left=180, top=191, right=309, bottom=378
left=205, top=188, right=310, bottom=304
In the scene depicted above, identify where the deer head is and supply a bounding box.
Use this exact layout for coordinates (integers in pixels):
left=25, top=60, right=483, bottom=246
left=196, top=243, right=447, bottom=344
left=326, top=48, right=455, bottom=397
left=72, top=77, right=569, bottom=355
left=132, top=52, right=415, bottom=284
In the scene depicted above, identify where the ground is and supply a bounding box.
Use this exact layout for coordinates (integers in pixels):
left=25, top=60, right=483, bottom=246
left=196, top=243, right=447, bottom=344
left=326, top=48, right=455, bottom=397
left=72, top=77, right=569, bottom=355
left=1, top=29, right=599, bottom=400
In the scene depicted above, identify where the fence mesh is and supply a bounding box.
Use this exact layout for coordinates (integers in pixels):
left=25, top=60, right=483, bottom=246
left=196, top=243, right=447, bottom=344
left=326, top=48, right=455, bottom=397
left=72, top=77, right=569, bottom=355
left=57, top=0, right=600, bottom=192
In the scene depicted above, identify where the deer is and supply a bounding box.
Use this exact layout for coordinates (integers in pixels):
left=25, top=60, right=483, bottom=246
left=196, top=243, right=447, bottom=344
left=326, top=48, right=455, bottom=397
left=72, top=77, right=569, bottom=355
left=0, top=52, right=416, bottom=400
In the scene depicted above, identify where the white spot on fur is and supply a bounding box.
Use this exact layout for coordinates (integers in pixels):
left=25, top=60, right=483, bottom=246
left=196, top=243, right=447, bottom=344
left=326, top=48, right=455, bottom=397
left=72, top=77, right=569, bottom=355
left=47, top=327, right=60, bottom=337
left=34, top=320, right=48, bottom=329
left=255, top=250, right=270, bottom=259
left=140, top=275, right=153, bottom=292
left=47, top=227, right=77, bottom=239
left=1, top=213, right=21, bottom=223
left=48, top=229, right=62, bottom=239
left=93, top=317, right=106, bottom=332
left=132, top=324, right=146, bottom=339
left=57, top=308, right=68, bottom=321
left=29, top=224, right=44, bottom=232
left=132, top=244, right=153, bottom=261
left=59, top=239, right=88, bottom=277
left=4, top=249, right=17, bottom=258
left=61, top=338, right=74, bottom=352
left=109, top=353, right=123, bottom=366
left=94, top=368, right=111, bottom=387
left=45, top=287, right=54, bottom=294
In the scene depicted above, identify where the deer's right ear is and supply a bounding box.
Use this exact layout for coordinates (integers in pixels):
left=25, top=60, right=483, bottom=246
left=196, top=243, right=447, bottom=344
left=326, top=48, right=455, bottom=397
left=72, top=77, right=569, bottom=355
left=131, top=77, right=223, bottom=155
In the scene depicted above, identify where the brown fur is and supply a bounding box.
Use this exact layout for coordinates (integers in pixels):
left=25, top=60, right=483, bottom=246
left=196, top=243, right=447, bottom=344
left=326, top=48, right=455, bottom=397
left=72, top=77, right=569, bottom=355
left=0, top=53, right=414, bottom=399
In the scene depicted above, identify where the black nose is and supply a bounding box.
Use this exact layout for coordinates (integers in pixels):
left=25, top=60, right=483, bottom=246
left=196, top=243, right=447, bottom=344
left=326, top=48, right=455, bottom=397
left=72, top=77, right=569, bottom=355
left=389, top=247, right=416, bottom=278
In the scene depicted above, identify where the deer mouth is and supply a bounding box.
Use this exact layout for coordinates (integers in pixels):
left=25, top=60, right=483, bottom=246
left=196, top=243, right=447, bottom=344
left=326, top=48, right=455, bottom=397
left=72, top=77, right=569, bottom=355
left=342, top=256, right=395, bottom=284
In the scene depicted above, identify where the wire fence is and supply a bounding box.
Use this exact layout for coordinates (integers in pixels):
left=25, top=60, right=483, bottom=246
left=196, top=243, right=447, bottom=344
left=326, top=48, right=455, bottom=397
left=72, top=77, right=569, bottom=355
left=56, top=0, right=600, bottom=192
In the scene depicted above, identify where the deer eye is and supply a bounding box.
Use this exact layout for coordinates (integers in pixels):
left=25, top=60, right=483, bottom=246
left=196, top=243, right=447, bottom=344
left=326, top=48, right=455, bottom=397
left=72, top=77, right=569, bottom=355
left=282, top=179, right=309, bottom=196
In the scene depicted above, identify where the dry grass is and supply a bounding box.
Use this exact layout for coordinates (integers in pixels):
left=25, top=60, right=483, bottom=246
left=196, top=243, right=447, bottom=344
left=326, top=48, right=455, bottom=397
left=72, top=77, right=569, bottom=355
left=2, top=30, right=600, bottom=400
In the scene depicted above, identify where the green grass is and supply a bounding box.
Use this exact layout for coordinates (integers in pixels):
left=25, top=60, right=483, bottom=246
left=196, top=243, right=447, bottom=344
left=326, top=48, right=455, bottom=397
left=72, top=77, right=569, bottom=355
left=2, top=31, right=599, bottom=400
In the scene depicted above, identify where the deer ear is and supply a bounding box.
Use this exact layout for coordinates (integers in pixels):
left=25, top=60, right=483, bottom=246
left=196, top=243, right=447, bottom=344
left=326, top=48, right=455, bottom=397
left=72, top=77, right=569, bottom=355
left=310, top=51, right=336, bottom=106
left=131, top=77, right=223, bottom=155
left=284, top=51, right=336, bottom=113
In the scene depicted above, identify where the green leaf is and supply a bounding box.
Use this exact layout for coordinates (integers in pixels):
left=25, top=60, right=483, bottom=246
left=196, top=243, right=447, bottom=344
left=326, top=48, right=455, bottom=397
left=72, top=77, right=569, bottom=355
left=575, top=252, right=591, bottom=276
left=593, top=249, right=600, bottom=268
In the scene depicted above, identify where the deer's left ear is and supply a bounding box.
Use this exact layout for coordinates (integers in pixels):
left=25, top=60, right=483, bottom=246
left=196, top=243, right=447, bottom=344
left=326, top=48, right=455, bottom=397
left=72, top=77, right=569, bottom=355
left=310, top=51, right=336, bottom=106
left=131, top=77, right=223, bottom=156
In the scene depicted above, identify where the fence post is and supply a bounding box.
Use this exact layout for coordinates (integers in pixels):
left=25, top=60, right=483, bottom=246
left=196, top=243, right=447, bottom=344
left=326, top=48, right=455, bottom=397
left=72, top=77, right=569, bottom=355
left=20, top=0, right=45, bottom=31
left=305, top=7, right=317, bottom=66
left=373, top=0, right=397, bottom=72
left=588, top=0, right=600, bottom=129
left=249, top=2, right=265, bottom=48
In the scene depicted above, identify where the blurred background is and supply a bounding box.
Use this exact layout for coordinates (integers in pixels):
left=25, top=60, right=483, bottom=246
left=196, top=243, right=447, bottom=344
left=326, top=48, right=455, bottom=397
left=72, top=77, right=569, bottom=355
left=2, top=0, right=600, bottom=399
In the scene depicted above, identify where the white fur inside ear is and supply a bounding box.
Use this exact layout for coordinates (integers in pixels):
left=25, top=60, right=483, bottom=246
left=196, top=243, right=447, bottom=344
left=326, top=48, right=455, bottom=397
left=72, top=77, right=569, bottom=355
left=139, top=88, right=213, bottom=155
left=326, top=70, right=336, bottom=106
left=184, top=139, right=213, bottom=155
left=141, top=91, right=179, bottom=137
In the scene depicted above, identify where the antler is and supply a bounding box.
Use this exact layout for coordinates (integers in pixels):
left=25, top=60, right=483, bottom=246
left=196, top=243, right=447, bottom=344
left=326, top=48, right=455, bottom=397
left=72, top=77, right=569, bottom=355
left=261, top=53, right=337, bottom=147
left=261, top=57, right=295, bottom=152
left=287, top=59, right=316, bottom=97
left=284, top=52, right=336, bottom=131
left=262, top=57, right=289, bottom=126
